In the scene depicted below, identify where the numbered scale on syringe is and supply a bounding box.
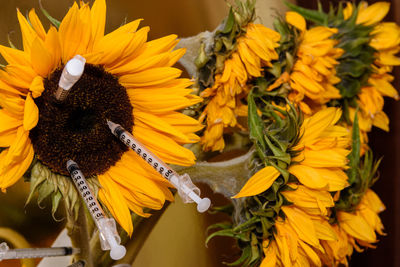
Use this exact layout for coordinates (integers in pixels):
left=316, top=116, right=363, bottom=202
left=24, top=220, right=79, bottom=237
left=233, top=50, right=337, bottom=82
left=115, top=126, right=174, bottom=180
left=68, top=164, right=105, bottom=221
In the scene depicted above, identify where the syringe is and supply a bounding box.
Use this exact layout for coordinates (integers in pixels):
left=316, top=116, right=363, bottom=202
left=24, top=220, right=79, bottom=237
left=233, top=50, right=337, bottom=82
left=107, top=120, right=211, bottom=213
left=54, top=55, right=86, bottom=101
left=0, top=242, right=79, bottom=261
left=66, top=160, right=126, bottom=260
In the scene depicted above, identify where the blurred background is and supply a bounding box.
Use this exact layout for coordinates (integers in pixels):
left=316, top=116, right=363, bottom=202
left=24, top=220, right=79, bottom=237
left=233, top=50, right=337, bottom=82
left=0, top=0, right=399, bottom=266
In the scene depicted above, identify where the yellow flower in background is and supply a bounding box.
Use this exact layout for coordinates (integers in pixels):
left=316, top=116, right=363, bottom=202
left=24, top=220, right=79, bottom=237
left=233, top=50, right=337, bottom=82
left=261, top=206, right=337, bottom=267
left=233, top=108, right=350, bottom=266
left=337, top=189, right=385, bottom=247
left=344, top=2, right=400, bottom=132
left=286, top=12, right=343, bottom=115
left=234, top=108, right=350, bottom=198
left=319, top=224, right=354, bottom=266
left=0, top=0, right=203, bottom=234
left=199, top=23, right=280, bottom=151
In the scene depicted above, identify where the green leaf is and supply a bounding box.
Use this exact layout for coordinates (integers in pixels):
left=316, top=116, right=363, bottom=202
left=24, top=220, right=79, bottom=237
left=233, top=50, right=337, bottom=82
left=226, top=246, right=251, bottom=266
left=51, top=190, right=63, bottom=220
left=39, top=0, right=61, bottom=28
left=248, top=94, right=266, bottom=151
left=222, top=7, right=235, bottom=34
left=205, top=229, right=247, bottom=245
left=206, top=222, right=232, bottom=234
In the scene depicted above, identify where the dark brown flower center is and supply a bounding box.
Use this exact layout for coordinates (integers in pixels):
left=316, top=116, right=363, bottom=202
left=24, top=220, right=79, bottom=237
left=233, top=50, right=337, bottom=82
left=29, top=64, right=133, bottom=177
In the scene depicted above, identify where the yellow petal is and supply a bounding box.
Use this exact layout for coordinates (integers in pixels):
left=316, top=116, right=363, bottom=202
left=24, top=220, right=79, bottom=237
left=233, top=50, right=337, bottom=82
left=90, top=0, right=106, bottom=47
left=1, top=64, right=36, bottom=89
left=0, top=93, right=24, bottom=117
left=98, top=174, right=133, bottom=235
left=298, top=240, right=322, bottom=266
left=282, top=206, right=319, bottom=247
left=30, top=37, right=53, bottom=77
left=357, top=2, right=390, bottom=25
left=3, top=126, right=32, bottom=166
left=134, top=111, right=191, bottom=143
left=0, top=79, right=25, bottom=96
left=129, top=90, right=202, bottom=113
left=337, top=211, right=376, bottom=242
left=233, top=166, right=280, bottom=198
left=28, top=9, right=46, bottom=40
left=372, top=111, right=389, bottom=132
left=261, top=241, right=277, bottom=267
left=300, top=108, right=341, bottom=146
left=23, top=92, right=39, bottom=131
left=286, top=11, right=306, bottom=31
left=59, top=3, right=89, bottom=63
left=17, top=9, right=38, bottom=54
left=0, top=109, right=22, bottom=147
left=133, top=126, right=196, bottom=166
left=301, top=148, right=349, bottom=168
left=0, top=143, right=33, bottom=190
left=120, top=67, right=182, bottom=87
left=108, top=50, right=170, bottom=75
left=0, top=45, right=30, bottom=66
left=343, top=2, right=353, bottom=20
left=44, top=26, right=62, bottom=72
left=30, top=76, right=44, bottom=98
left=363, top=189, right=385, bottom=214
left=289, top=164, right=328, bottom=189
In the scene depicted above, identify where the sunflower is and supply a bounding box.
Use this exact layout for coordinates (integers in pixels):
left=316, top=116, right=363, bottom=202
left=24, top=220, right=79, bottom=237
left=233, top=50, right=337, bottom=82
left=285, top=12, right=343, bottom=115
left=0, top=0, right=203, bottom=234
left=342, top=1, right=400, bottom=133
left=235, top=107, right=350, bottom=198
left=199, top=23, right=280, bottom=151
left=231, top=107, right=350, bottom=266
left=261, top=206, right=337, bottom=267
left=337, top=189, right=385, bottom=248
left=321, top=189, right=385, bottom=265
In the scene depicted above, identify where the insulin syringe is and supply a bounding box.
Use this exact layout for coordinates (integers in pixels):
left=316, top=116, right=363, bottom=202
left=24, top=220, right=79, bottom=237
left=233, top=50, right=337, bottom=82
left=107, top=120, right=211, bottom=213
left=66, top=160, right=126, bottom=260
left=0, top=242, right=79, bottom=261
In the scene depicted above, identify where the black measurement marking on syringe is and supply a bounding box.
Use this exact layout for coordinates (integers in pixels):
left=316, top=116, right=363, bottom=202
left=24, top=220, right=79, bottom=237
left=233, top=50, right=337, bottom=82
left=117, top=131, right=176, bottom=181
left=70, top=169, right=104, bottom=220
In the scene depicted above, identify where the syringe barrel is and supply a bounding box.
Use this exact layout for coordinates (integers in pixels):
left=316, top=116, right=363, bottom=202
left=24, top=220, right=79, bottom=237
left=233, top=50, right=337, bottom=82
left=67, top=160, right=105, bottom=225
left=1, top=247, right=78, bottom=260
left=111, top=125, right=177, bottom=181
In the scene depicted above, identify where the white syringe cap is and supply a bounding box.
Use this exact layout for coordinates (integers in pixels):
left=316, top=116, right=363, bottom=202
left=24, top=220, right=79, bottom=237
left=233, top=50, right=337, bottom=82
left=110, top=245, right=126, bottom=261
left=197, top=198, right=211, bottom=213
left=59, top=55, right=86, bottom=90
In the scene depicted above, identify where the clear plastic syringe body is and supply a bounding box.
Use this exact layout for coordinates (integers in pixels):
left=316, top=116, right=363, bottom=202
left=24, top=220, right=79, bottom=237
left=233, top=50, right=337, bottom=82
left=0, top=242, right=79, bottom=261
left=107, top=121, right=211, bottom=213
left=66, top=161, right=126, bottom=260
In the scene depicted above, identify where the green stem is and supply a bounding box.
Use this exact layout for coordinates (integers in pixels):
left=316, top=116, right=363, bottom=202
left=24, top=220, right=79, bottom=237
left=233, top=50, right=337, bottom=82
left=65, top=200, right=93, bottom=267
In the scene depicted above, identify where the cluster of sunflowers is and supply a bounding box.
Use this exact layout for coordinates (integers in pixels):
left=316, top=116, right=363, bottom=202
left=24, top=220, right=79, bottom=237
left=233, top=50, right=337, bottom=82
left=0, top=0, right=398, bottom=266
left=199, top=1, right=398, bottom=266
